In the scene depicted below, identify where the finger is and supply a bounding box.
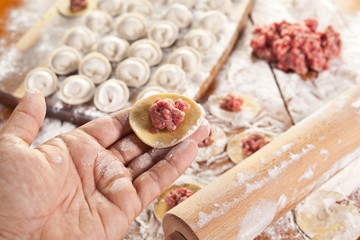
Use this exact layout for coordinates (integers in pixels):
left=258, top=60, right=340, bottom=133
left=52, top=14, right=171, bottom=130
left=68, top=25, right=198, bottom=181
left=109, top=133, right=151, bottom=165
left=0, top=89, right=46, bottom=145
left=187, top=118, right=211, bottom=143
left=78, top=108, right=132, bottom=148
left=133, top=139, right=198, bottom=208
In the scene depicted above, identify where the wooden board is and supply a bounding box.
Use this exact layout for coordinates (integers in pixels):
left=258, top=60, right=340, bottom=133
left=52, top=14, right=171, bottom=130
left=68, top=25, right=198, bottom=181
left=0, top=0, right=254, bottom=125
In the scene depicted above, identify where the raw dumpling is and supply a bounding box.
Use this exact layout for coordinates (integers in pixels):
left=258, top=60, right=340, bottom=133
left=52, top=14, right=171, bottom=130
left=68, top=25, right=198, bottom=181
left=59, top=75, right=95, bottom=105
left=24, top=67, right=58, bottom=97
left=135, top=86, right=167, bottom=101
left=168, top=46, right=201, bottom=74
left=85, top=10, right=113, bottom=35
left=115, top=13, right=147, bottom=41
left=63, top=26, right=95, bottom=53
left=198, top=10, right=227, bottom=35
left=200, top=0, right=231, bottom=12
left=128, top=39, right=163, bottom=66
left=184, top=29, right=216, bottom=53
left=148, top=20, right=179, bottom=48
left=48, top=46, right=82, bottom=75
left=115, top=57, right=150, bottom=87
left=167, top=0, right=198, bottom=8
left=163, top=4, right=193, bottom=28
left=97, top=36, right=129, bottom=62
left=79, top=52, right=112, bottom=84
left=125, top=0, right=153, bottom=16
left=97, top=0, right=123, bottom=16
left=94, top=79, right=130, bottom=112
left=129, top=93, right=204, bottom=148
left=151, top=64, right=186, bottom=93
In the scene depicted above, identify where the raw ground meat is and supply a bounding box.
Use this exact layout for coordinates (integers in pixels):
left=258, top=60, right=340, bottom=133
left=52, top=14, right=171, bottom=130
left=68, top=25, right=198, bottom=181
left=220, top=93, right=244, bottom=111
left=241, top=133, right=270, bottom=156
left=198, top=127, right=213, bottom=147
left=149, top=98, right=190, bottom=133
left=165, top=188, right=194, bottom=209
left=70, top=0, right=88, bottom=12
left=251, top=18, right=341, bottom=75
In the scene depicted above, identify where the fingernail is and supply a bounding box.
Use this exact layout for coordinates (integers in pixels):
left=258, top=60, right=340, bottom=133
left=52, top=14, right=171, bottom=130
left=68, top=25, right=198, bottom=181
left=25, top=88, right=41, bottom=96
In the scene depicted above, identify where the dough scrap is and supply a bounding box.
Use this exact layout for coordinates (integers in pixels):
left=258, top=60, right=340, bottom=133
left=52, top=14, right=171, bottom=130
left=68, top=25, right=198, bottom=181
left=154, top=183, right=201, bottom=221
left=24, top=67, right=58, bottom=97
left=129, top=93, right=204, bottom=148
left=227, top=132, right=272, bottom=164
left=295, top=190, right=360, bottom=240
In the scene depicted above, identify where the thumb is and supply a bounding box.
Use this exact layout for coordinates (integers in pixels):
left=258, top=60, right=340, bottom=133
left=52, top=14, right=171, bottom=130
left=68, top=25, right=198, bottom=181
left=1, top=88, right=46, bottom=145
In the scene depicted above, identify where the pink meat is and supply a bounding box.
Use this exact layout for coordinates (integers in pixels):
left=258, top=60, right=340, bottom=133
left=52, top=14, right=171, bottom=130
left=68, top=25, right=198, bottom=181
left=149, top=98, right=190, bottom=133
left=165, top=188, right=194, bottom=209
left=251, top=18, right=341, bottom=75
left=198, top=127, right=213, bottom=147
left=70, top=0, right=88, bottom=12
left=220, top=93, right=244, bottom=112
left=241, top=133, right=269, bottom=157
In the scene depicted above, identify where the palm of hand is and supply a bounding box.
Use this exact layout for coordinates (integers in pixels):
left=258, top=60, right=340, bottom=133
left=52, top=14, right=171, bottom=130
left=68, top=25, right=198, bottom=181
left=0, top=90, right=209, bottom=239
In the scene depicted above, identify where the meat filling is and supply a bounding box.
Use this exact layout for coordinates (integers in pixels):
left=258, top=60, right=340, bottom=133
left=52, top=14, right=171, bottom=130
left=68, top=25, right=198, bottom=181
left=241, top=133, right=269, bottom=157
left=251, top=18, right=341, bottom=75
left=70, top=0, right=88, bottom=12
left=220, top=93, right=244, bottom=112
left=165, top=187, right=194, bottom=209
left=149, top=98, right=190, bottom=133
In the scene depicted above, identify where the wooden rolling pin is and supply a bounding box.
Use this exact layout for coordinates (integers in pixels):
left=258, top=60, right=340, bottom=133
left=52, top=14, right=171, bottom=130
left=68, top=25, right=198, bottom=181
left=163, top=86, right=360, bottom=240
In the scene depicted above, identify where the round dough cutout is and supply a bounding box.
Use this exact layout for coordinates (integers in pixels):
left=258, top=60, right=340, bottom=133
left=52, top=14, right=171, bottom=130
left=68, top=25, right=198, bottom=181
left=129, top=93, right=204, bottom=148
left=24, top=67, right=58, bottom=97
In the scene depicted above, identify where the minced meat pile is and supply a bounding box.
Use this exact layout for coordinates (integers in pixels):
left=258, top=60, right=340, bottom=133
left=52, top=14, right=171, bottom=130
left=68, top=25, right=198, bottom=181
left=241, top=133, right=269, bottom=157
left=251, top=18, right=341, bottom=75
left=165, top=187, right=194, bottom=209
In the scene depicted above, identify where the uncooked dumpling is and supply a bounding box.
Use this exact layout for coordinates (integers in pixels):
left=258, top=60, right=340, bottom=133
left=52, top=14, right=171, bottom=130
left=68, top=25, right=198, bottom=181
left=97, top=36, right=129, bottom=62
left=85, top=10, right=113, bottom=35
left=148, top=20, right=179, bottom=48
left=63, top=26, right=95, bottom=53
left=59, top=75, right=95, bottom=105
left=79, top=52, right=112, bottom=84
left=125, top=0, right=153, bottom=16
left=184, top=29, right=216, bottom=53
left=24, top=67, right=58, bottom=97
left=168, top=46, right=201, bottom=74
left=198, top=10, right=227, bottom=35
left=115, top=13, right=147, bottom=41
left=135, top=86, right=167, bottom=101
left=48, top=46, right=82, bottom=75
left=152, top=64, right=186, bottom=93
left=129, top=93, right=204, bottom=148
left=94, top=79, right=130, bottom=112
left=200, top=0, right=231, bottom=12
left=97, top=0, right=123, bottom=16
left=128, top=39, right=163, bottom=66
left=163, top=4, right=193, bottom=28
left=115, top=57, right=150, bottom=87
left=167, top=0, right=198, bottom=8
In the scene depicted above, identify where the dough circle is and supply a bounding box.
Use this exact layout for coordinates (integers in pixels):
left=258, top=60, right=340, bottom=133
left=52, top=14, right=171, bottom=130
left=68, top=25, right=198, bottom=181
left=163, top=4, right=193, bottom=28
left=148, top=20, right=179, bottom=48
left=63, top=26, right=96, bottom=54
left=125, top=0, right=153, bottom=16
left=97, top=0, right=123, bottom=16
left=129, top=93, right=204, bottom=148
left=85, top=10, right=113, bottom=35
left=128, top=39, right=163, bottom=67
left=96, top=36, right=129, bottom=62
left=227, top=132, right=272, bottom=164
left=79, top=52, right=112, bottom=84
left=184, top=29, right=216, bottom=53
left=24, top=67, right=58, bottom=97
left=115, top=57, right=150, bottom=87
left=295, top=190, right=360, bottom=240
left=168, top=46, right=201, bottom=74
left=151, top=64, right=186, bottom=93
left=135, top=86, right=167, bottom=101
left=115, top=13, right=147, bottom=41
left=59, top=75, right=95, bottom=105
left=48, top=46, right=82, bottom=75
left=94, top=79, right=130, bottom=112
left=197, top=124, right=227, bottom=161
left=154, top=183, right=201, bottom=221
left=208, top=93, right=260, bottom=123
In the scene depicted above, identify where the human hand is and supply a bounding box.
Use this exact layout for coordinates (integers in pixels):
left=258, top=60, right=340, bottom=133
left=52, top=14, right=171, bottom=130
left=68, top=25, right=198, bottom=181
left=0, top=89, right=210, bottom=239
